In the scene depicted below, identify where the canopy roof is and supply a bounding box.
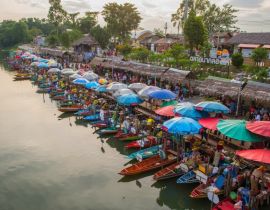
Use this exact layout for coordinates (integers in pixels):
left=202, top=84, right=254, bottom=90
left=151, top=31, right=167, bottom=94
left=73, top=34, right=99, bottom=47
left=90, top=57, right=195, bottom=82
left=226, top=33, right=270, bottom=45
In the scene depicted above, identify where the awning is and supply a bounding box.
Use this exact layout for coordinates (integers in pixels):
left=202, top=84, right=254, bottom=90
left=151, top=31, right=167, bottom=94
left=262, top=45, right=270, bottom=49
left=238, top=44, right=260, bottom=48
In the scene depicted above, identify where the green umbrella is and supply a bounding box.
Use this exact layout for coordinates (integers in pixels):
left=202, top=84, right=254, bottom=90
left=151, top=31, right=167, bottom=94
left=217, top=120, right=262, bottom=142
left=161, top=100, right=178, bottom=107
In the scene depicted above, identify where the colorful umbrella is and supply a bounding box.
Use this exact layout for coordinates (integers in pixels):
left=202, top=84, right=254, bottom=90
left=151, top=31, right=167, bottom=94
left=217, top=120, right=262, bottom=142
left=149, top=89, right=176, bottom=100
left=48, top=68, right=61, bottom=73
left=113, top=88, right=134, bottom=98
left=83, top=72, right=99, bottom=81
left=155, top=106, right=175, bottom=117
left=107, top=83, right=128, bottom=92
left=195, top=101, right=230, bottom=114
left=174, top=102, right=208, bottom=119
left=69, top=73, right=83, bottom=80
left=128, top=83, right=147, bottom=92
left=61, top=68, right=74, bottom=73
left=236, top=149, right=270, bottom=164
left=161, top=100, right=178, bottom=107
left=30, top=62, right=39, bottom=67
left=85, top=81, right=100, bottom=89
left=37, top=62, right=49, bottom=69
left=95, top=85, right=107, bottom=93
left=138, top=86, right=160, bottom=98
left=163, top=117, right=202, bottom=135
left=73, top=78, right=90, bottom=85
left=246, top=121, right=270, bottom=138
left=38, top=58, right=49, bottom=63
left=117, top=94, right=143, bottom=106
left=98, top=78, right=108, bottom=85
left=198, top=118, right=220, bottom=131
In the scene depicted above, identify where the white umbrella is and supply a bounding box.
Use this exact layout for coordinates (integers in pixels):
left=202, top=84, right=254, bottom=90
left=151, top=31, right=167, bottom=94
left=128, top=83, right=147, bottom=92
left=113, top=88, right=134, bottom=98
left=61, top=68, right=74, bottom=73
left=83, top=72, right=99, bottom=81
left=62, top=70, right=76, bottom=76
left=69, top=73, right=83, bottom=80
left=48, top=68, right=61, bottom=73
left=138, top=86, right=161, bottom=98
left=106, top=83, right=128, bottom=92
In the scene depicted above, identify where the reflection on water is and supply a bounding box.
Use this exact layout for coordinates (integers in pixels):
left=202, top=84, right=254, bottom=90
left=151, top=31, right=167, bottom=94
left=0, top=65, right=212, bottom=210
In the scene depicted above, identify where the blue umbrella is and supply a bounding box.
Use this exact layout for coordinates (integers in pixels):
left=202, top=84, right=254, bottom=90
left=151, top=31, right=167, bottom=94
left=163, top=117, right=202, bottom=135
left=38, top=58, right=49, bottom=63
left=148, top=89, right=176, bottom=100
left=85, top=81, right=100, bottom=90
left=95, top=85, right=107, bottom=93
left=73, top=78, right=90, bottom=85
left=174, top=102, right=209, bottom=119
left=195, top=101, right=230, bottom=114
left=37, top=62, right=49, bottom=69
left=117, top=94, right=143, bottom=106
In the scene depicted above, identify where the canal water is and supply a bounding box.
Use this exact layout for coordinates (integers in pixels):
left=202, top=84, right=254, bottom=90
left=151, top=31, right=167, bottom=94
left=0, top=64, right=210, bottom=210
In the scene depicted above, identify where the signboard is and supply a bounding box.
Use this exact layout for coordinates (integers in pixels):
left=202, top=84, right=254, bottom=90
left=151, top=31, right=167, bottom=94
left=190, top=56, right=230, bottom=65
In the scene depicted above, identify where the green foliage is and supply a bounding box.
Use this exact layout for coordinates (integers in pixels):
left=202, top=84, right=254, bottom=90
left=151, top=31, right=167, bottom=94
left=251, top=48, right=268, bottom=64
left=59, top=29, right=83, bottom=49
left=129, top=47, right=150, bottom=62
left=78, top=12, right=98, bottom=34
left=46, top=33, right=59, bottom=47
left=21, top=18, right=56, bottom=36
left=102, top=2, right=142, bottom=42
left=231, top=53, right=244, bottom=68
left=116, top=44, right=132, bottom=57
left=166, top=44, right=187, bottom=67
left=28, top=27, right=42, bottom=38
left=172, top=0, right=238, bottom=34
left=153, top=28, right=164, bottom=37
left=0, top=20, right=30, bottom=48
left=48, top=0, right=68, bottom=31
left=90, top=25, right=111, bottom=49
left=183, top=10, right=206, bottom=52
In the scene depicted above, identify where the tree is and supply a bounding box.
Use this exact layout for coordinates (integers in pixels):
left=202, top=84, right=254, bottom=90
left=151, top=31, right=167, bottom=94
left=129, top=47, right=150, bottom=62
left=90, top=25, right=111, bottom=49
left=48, top=0, right=67, bottom=34
left=68, top=12, right=80, bottom=28
left=59, top=29, right=83, bottom=49
left=102, top=2, right=142, bottom=42
left=153, top=28, right=164, bottom=37
left=172, top=0, right=238, bottom=34
left=251, top=48, right=268, bottom=65
left=166, top=44, right=186, bottom=67
left=231, top=53, right=244, bottom=68
left=46, top=33, right=59, bottom=47
left=78, top=11, right=98, bottom=34
left=183, top=10, right=206, bottom=53
left=116, top=44, right=132, bottom=57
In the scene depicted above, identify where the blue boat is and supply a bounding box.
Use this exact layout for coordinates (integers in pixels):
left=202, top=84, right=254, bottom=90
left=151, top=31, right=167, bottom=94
left=83, top=114, right=100, bottom=121
left=176, top=170, right=198, bottom=184
left=128, top=145, right=162, bottom=160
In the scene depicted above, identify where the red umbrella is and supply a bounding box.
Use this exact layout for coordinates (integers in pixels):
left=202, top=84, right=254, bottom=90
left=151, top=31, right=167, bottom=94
left=236, top=149, right=270, bottom=164
left=155, top=105, right=175, bottom=117
left=246, top=121, right=270, bottom=138
left=198, top=117, right=220, bottom=131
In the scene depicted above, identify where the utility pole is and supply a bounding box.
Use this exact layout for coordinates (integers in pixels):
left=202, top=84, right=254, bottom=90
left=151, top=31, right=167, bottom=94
left=164, top=22, right=168, bottom=37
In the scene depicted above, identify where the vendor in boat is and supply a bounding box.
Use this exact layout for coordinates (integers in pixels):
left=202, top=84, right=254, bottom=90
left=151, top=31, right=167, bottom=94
left=123, top=116, right=131, bottom=134
left=130, top=123, right=137, bottom=134
left=154, top=124, right=163, bottom=144
left=217, top=139, right=225, bottom=152
left=146, top=117, right=155, bottom=132
left=250, top=165, right=266, bottom=195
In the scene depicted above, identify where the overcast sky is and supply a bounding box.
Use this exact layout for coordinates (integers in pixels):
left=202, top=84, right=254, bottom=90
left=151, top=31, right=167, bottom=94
left=1, top=0, right=270, bottom=32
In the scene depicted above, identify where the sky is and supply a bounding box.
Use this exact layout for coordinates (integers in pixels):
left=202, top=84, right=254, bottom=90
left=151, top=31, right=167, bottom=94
left=1, top=0, right=270, bottom=33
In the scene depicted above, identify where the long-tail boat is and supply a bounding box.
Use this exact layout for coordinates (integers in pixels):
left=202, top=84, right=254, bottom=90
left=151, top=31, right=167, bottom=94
left=58, top=104, right=83, bottom=113
left=124, top=137, right=157, bottom=149
left=128, top=145, right=162, bottom=160
left=153, top=162, right=185, bottom=181
left=119, top=153, right=177, bottom=176
left=13, top=73, right=31, bottom=80
left=212, top=198, right=235, bottom=210
left=97, top=127, right=119, bottom=135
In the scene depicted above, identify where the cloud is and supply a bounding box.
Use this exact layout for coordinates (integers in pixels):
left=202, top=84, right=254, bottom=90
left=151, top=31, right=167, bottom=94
left=229, top=0, right=263, bottom=8
left=62, top=0, right=92, bottom=13
left=141, top=1, right=158, bottom=9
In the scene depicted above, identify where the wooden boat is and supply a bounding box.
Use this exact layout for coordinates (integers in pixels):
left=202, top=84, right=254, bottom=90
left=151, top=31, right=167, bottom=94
left=83, top=114, right=100, bottom=121
left=97, top=127, right=119, bottom=135
left=128, top=145, right=162, bottom=160
left=212, top=198, right=235, bottom=210
left=124, top=137, right=157, bottom=149
left=119, top=153, right=177, bottom=176
left=153, top=162, right=185, bottom=181
left=91, top=122, right=107, bottom=129
left=176, top=165, right=198, bottom=184
left=58, top=104, right=83, bottom=113
left=190, top=174, right=226, bottom=199
left=118, top=134, right=145, bottom=141
left=52, top=95, right=66, bottom=101
left=14, top=73, right=31, bottom=80
left=36, top=88, right=50, bottom=93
